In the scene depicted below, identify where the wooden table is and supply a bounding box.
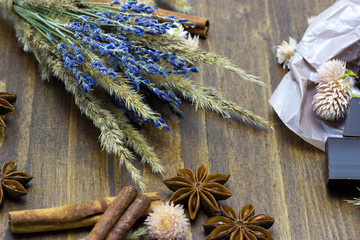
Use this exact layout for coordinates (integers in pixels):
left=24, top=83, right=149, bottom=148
left=1, top=0, right=359, bottom=239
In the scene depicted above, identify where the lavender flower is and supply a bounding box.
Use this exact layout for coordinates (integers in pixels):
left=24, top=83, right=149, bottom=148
left=53, top=1, right=199, bottom=127
left=8, top=0, right=270, bottom=188
left=58, top=42, right=97, bottom=93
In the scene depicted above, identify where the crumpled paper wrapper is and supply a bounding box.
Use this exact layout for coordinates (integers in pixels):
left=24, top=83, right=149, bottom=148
left=269, top=0, right=360, bottom=151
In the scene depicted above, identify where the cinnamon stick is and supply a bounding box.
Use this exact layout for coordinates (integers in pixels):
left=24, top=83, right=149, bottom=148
left=86, top=185, right=138, bottom=240
left=9, top=193, right=160, bottom=234
left=106, top=194, right=151, bottom=240
left=85, top=0, right=209, bottom=37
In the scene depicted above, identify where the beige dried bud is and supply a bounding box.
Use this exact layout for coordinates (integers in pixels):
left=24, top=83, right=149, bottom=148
left=312, top=79, right=352, bottom=121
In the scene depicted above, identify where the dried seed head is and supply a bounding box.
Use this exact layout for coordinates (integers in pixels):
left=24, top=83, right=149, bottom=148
left=312, top=79, right=352, bottom=121
left=307, top=15, right=316, bottom=25
left=276, top=37, right=297, bottom=69
left=183, top=34, right=199, bottom=50
left=315, top=59, right=346, bottom=83
left=144, top=201, right=189, bottom=240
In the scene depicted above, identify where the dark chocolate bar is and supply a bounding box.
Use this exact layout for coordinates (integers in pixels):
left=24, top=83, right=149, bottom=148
left=343, top=97, right=360, bottom=137
left=326, top=137, right=360, bottom=188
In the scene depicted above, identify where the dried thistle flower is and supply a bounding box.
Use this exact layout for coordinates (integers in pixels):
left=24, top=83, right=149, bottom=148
left=166, top=24, right=199, bottom=49
left=315, top=59, right=346, bottom=83
left=183, top=34, right=199, bottom=49
left=144, top=201, right=189, bottom=240
left=312, top=79, right=352, bottom=121
left=276, top=37, right=297, bottom=69
left=307, top=15, right=316, bottom=25
left=312, top=59, right=358, bottom=121
left=166, top=23, right=188, bottom=40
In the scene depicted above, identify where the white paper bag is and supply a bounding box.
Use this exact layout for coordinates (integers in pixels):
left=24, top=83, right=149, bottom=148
left=269, top=0, right=360, bottom=150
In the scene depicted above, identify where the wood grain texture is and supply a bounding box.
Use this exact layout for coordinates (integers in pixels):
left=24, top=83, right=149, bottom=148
left=1, top=0, right=359, bottom=239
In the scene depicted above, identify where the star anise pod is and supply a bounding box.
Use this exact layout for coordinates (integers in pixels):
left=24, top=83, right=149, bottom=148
left=0, top=161, right=33, bottom=207
left=162, top=165, right=232, bottom=220
left=0, top=92, right=17, bottom=127
left=203, top=204, right=275, bottom=240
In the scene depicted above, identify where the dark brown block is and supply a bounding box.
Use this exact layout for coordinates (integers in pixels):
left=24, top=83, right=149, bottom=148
left=343, top=97, right=360, bottom=137
left=326, top=137, right=360, bottom=188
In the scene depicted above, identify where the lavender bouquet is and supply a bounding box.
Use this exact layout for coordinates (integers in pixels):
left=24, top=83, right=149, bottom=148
left=0, top=0, right=269, bottom=189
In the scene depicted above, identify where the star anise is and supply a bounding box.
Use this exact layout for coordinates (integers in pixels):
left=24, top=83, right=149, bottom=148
left=162, top=165, right=232, bottom=220
left=0, top=92, right=17, bottom=127
left=203, top=204, right=275, bottom=240
left=0, top=161, right=33, bottom=207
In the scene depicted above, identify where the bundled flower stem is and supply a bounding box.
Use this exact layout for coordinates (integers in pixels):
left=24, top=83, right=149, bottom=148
left=0, top=0, right=270, bottom=189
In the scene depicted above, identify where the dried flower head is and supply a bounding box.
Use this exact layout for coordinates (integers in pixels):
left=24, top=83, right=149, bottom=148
left=145, top=201, right=189, bottom=240
left=166, top=24, right=199, bottom=50
left=183, top=34, right=199, bottom=50
left=166, top=23, right=188, bottom=40
left=312, top=78, right=352, bottom=121
left=312, top=59, right=359, bottom=121
left=315, top=59, right=346, bottom=83
left=307, top=15, right=316, bottom=25
left=276, top=37, right=297, bottom=69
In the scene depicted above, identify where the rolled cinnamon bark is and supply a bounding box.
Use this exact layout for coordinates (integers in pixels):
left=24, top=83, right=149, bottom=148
left=106, top=194, right=151, bottom=240
left=86, top=185, right=138, bottom=240
left=9, top=193, right=160, bottom=234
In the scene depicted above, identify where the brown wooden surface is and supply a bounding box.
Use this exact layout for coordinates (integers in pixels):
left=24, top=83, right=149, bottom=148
left=0, top=0, right=359, bottom=239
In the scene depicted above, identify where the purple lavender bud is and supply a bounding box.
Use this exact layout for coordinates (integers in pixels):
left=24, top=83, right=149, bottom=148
left=154, top=121, right=161, bottom=128
left=110, top=0, right=120, bottom=5
left=158, top=118, right=166, bottom=124
left=190, top=67, right=200, bottom=73
left=77, top=55, right=85, bottom=63
left=178, top=19, right=189, bottom=23
left=161, top=69, right=166, bottom=77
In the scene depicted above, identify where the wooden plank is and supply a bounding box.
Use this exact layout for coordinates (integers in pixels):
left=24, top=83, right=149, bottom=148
left=1, top=0, right=360, bottom=239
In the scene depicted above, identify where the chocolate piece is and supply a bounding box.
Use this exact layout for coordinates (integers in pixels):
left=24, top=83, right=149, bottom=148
left=343, top=97, right=360, bottom=137
left=326, top=97, right=360, bottom=188
left=326, top=137, right=360, bottom=188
